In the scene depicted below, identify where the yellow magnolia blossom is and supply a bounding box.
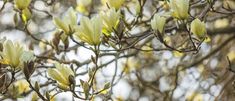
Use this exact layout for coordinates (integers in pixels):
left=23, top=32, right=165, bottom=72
left=7, top=80, right=29, bottom=97
left=31, top=92, right=55, bottom=101
left=53, top=7, right=77, bottom=35
left=102, top=0, right=125, bottom=9
left=214, top=18, right=229, bottom=29
left=227, top=50, right=235, bottom=62
left=76, top=0, right=92, bottom=15
left=100, top=8, right=120, bottom=36
left=31, top=92, right=39, bottom=101
left=190, top=18, right=207, bottom=39
left=21, top=8, right=32, bottom=23
left=0, top=40, right=24, bottom=68
left=160, top=1, right=170, bottom=11
left=14, top=80, right=30, bottom=94
left=74, top=16, right=102, bottom=45
left=169, top=0, right=189, bottom=20
left=173, top=51, right=184, bottom=57
left=204, top=37, right=211, bottom=43
left=186, top=92, right=203, bottom=101
left=123, top=58, right=141, bottom=74
left=48, top=63, right=75, bottom=89
left=151, top=14, right=167, bottom=33
left=14, top=0, right=31, bottom=10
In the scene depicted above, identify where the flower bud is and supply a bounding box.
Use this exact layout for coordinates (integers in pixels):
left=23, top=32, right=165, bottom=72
left=151, top=14, right=166, bottom=34
left=45, top=91, right=50, bottom=100
left=190, top=18, right=207, bottom=39
left=34, top=81, right=40, bottom=92
left=81, top=81, right=89, bottom=98
left=47, top=62, right=75, bottom=90
left=103, top=82, right=111, bottom=90
left=23, top=61, right=35, bottom=79
left=169, top=0, right=189, bottom=20
left=68, top=75, right=75, bottom=86
left=21, top=8, right=32, bottom=23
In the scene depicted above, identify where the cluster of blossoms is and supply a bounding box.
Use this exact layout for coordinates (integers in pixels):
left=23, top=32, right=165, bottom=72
left=53, top=6, right=121, bottom=46
left=50, top=0, right=207, bottom=90
left=151, top=0, right=207, bottom=40
left=53, top=0, right=207, bottom=48
left=49, top=1, right=122, bottom=89
left=0, top=0, right=209, bottom=99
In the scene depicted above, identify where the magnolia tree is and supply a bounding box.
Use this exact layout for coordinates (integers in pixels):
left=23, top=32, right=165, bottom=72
left=0, top=0, right=235, bottom=100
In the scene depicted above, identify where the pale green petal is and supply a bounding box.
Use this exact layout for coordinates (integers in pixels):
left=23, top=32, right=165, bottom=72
left=13, top=43, right=23, bottom=67
left=100, top=8, right=120, bottom=35
left=14, top=0, right=31, bottom=10
left=5, top=41, right=17, bottom=67
left=48, top=68, right=68, bottom=85
left=74, top=16, right=102, bottom=45
left=169, top=0, right=189, bottom=19
left=64, top=7, right=77, bottom=26
left=75, top=25, right=93, bottom=45
left=53, top=17, right=69, bottom=34
left=92, top=16, right=102, bottom=45
left=55, top=63, right=74, bottom=77
left=191, top=18, right=206, bottom=38
left=80, top=17, right=93, bottom=39
left=157, top=17, right=166, bottom=33
left=108, top=0, right=125, bottom=9
left=151, top=14, right=166, bottom=33
left=151, top=18, right=157, bottom=30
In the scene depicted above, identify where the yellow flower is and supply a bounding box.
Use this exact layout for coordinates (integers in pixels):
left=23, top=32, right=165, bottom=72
left=53, top=7, right=77, bottom=35
left=100, top=8, right=120, bottom=36
left=228, top=50, right=235, bottom=61
left=14, top=80, right=30, bottom=94
left=48, top=63, right=75, bottom=89
left=0, top=40, right=24, bottom=68
left=14, top=0, right=31, bottom=10
left=31, top=92, right=39, bottom=101
left=173, top=51, right=184, bottom=57
left=74, top=16, right=102, bottom=45
left=151, top=14, right=167, bottom=33
left=190, top=18, right=207, bottom=39
left=21, top=8, right=32, bottom=23
left=76, top=0, right=92, bottom=15
left=169, top=0, right=189, bottom=20
left=102, top=0, right=125, bottom=9
left=123, top=58, right=141, bottom=74
left=32, top=92, right=56, bottom=101
left=186, top=92, right=203, bottom=101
